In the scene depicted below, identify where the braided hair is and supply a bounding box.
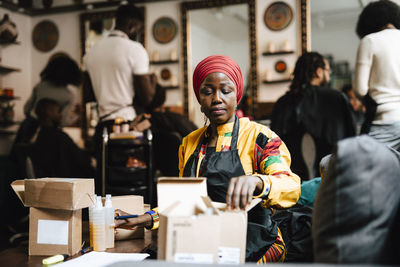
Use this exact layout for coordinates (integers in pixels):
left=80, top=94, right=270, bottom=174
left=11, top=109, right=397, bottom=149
left=289, top=52, right=326, bottom=98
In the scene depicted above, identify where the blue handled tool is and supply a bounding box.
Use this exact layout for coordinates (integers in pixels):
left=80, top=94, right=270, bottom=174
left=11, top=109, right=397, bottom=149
left=115, top=214, right=139, bottom=220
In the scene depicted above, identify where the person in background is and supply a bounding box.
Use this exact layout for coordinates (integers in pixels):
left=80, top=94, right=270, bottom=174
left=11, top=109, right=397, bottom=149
left=31, top=98, right=95, bottom=178
left=270, top=52, right=355, bottom=180
left=114, top=55, right=301, bottom=263
left=145, top=84, right=197, bottom=139
left=83, top=3, right=155, bottom=140
left=83, top=4, right=155, bottom=193
left=143, top=84, right=197, bottom=177
left=14, top=53, right=81, bottom=144
left=353, top=0, right=400, bottom=151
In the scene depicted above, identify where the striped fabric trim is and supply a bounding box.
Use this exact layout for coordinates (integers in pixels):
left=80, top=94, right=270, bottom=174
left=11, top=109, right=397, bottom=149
left=257, top=238, right=286, bottom=264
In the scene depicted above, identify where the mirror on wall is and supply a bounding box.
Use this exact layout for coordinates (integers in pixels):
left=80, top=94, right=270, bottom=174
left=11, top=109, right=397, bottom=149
left=181, top=0, right=257, bottom=127
left=309, top=0, right=377, bottom=90
left=79, top=9, right=145, bottom=141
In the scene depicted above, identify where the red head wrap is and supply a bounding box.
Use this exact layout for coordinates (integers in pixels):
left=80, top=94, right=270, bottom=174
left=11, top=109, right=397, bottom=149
left=192, top=55, right=243, bottom=105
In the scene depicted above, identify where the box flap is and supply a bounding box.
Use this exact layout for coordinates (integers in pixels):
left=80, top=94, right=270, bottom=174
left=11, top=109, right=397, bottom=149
left=11, top=180, right=26, bottom=206
left=24, top=178, right=94, bottom=210
left=208, top=198, right=261, bottom=213
left=157, top=177, right=208, bottom=213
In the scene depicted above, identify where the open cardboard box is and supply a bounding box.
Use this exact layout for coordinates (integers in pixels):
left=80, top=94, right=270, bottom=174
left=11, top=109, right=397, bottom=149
left=157, top=177, right=260, bottom=264
left=11, top=178, right=94, bottom=256
left=102, top=195, right=145, bottom=240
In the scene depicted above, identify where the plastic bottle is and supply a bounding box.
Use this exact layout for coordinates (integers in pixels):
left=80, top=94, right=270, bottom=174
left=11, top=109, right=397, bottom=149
left=88, top=194, right=97, bottom=248
left=92, top=196, right=106, bottom=251
left=104, top=194, right=115, bottom=249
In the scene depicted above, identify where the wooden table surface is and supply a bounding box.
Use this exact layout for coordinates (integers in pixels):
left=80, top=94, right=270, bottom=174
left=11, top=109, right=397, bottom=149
left=0, top=229, right=156, bottom=267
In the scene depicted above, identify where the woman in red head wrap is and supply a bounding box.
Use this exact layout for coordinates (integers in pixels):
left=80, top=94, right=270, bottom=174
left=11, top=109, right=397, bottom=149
left=115, top=55, right=300, bottom=263
left=177, top=55, right=300, bottom=263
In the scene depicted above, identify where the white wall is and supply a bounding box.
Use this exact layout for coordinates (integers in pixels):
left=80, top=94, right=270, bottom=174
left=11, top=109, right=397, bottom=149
left=146, top=1, right=182, bottom=108
left=0, top=8, right=32, bottom=154
left=257, top=0, right=299, bottom=102
left=0, top=8, right=32, bottom=119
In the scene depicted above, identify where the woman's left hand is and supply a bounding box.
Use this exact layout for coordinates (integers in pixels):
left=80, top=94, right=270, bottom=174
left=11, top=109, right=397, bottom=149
left=226, top=175, right=263, bottom=210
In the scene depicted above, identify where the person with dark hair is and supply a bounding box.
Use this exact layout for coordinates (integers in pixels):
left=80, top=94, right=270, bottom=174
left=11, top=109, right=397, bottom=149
left=31, top=98, right=95, bottom=178
left=354, top=0, right=400, bottom=151
left=146, top=84, right=197, bottom=139
left=271, top=52, right=355, bottom=180
left=14, top=53, right=81, bottom=144
left=145, top=84, right=197, bottom=176
left=83, top=3, right=155, bottom=194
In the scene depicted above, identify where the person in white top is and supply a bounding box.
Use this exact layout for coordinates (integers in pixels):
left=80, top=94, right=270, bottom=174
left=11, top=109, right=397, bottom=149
left=353, top=0, right=400, bottom=152
left=83, top=4, right=155, bottom=194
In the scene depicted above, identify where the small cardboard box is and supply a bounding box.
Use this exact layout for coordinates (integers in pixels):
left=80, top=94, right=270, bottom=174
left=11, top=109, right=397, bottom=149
left=157, top=177, right=259, bottom=264
left=24, top=178, right=94, bottom=210
left=29, top=207, right=82, bottom=256
left=103, top=195, right=144, bottom=240
left=11, top=178, right=95, bottom=256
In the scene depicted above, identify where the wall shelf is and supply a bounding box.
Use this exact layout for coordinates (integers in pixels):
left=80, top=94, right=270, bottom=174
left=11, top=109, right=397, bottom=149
left=162, top=85, right=179, bottom=90
left=150, top=60, right=179, bottom=65
left=0, top=40, right=20, bottom=46
left=263, top=79, right=291, bottom=84
left=0, top=65, right=21, bottom=74
left=0, top=96, right=20, bottom=101
left=262, top=51, right=295, bottom=56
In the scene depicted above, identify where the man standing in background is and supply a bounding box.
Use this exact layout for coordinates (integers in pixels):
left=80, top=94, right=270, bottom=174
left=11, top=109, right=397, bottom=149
left=83, top=4, right=155, bottom=194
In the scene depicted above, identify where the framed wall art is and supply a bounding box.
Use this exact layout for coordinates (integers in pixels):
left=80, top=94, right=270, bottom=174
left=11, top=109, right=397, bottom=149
left=152, top=17, right=177, bottom=44
left=32, top=20, right=59, bottom=52
left=264, top=1, right=293, bottom=31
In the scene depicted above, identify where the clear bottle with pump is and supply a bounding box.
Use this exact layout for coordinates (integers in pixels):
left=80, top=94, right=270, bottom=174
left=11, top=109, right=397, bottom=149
left=89, top=194, right=97, bottom=248
left=92, top=196, right=106, bottom=251
left=104, top=194, right=115, bottom=248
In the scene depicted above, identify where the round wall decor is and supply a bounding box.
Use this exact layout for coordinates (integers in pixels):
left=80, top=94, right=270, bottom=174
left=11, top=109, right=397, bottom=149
left=160, top=68, right=171, bottom=81
left=32, top=20, right=59, bottom=52
left=264, top=1, right=293, bottom=31
left=152, top=17, right=177, bottom=44
left=275, top=60, right=287, bottom=73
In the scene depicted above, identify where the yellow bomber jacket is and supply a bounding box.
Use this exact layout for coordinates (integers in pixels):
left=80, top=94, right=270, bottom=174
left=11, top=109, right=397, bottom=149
left=178, top=117, right=301, bottom=209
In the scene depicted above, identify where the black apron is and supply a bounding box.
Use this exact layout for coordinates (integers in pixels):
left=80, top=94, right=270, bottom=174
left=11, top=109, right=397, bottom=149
left=183, top=116, right=278, bottom=262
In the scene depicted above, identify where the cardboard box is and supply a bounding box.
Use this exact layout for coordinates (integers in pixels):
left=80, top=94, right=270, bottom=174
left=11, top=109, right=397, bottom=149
left=29, top=207, right=82, bottom=256
left=24, top=178, right=94, bottom=210
left=11, top=178, right=95, bottom=256
left=102, top=195, right=144, bottom=240
left=157, top=177, right=259, bottom=264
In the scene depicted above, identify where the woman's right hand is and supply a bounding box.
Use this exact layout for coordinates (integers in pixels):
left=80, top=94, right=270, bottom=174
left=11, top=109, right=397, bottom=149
left=114, top=209, right=153, bottom=230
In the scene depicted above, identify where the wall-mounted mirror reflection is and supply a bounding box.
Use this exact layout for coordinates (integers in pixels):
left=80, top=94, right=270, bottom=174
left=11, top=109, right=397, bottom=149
left=181, top=0, right=257, bottom=127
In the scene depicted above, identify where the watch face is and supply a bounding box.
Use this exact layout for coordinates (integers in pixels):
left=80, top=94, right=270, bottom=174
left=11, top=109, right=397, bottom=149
left=32, top=20, right=59, bottom=52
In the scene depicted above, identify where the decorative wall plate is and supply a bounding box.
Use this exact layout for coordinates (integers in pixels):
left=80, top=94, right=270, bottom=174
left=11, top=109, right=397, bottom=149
left=275, top=60, right=287, bottom=73
left=152, top=17, right=177, bottom=44
left=264, top=2, right=293, bottom=31
left=32, top=20, right=59, bottom=52
left=160, top=68, right=171, bottom=80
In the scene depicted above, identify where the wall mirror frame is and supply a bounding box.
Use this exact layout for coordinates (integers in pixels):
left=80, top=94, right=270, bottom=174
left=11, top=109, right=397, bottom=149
left=181, top=0, right=257, bottom=120
left=181, top=0, right=310, bottom=122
